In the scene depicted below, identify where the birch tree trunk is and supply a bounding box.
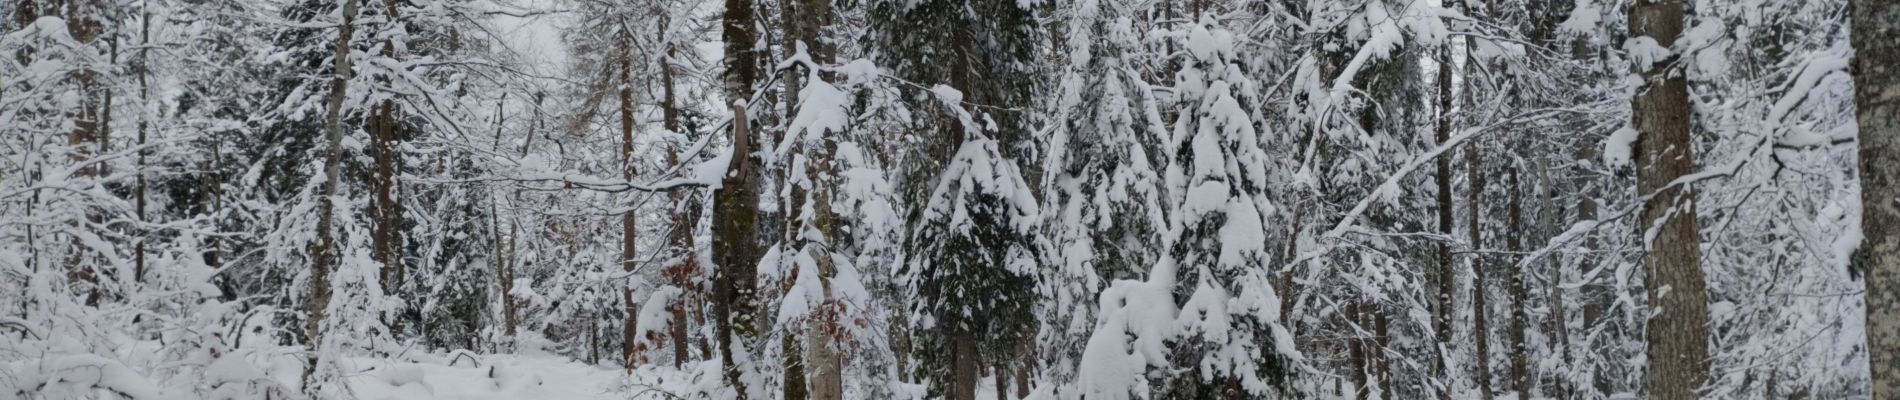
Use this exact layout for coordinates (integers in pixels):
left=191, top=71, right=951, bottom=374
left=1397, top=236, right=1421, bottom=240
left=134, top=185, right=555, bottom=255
left=1850, top=0, right=1900, bottom=397
left=1629, top=1, right=1711, bottom=398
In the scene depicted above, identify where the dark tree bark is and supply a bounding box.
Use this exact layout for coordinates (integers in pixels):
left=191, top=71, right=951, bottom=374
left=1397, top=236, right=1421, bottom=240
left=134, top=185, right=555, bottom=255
left=1628, top=1, right=1711, bottom=398
left=1508, top=166, right=1531, bottom=398
left=1850, top=0, right=1900, bottom=397
left=1432, top=44, right=1457, bottom=400
left=134, top=2, right=151, bottom=284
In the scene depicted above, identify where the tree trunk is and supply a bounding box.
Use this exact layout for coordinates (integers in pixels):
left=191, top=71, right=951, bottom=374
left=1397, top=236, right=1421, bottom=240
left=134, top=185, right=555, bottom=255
left=1350, top=301, right=1370, bottom=400
left=1571, top=40, right=1610, bottom=399
left=370, top=0, right=406, bottom=309
left=64, top=0, right=105, bottom=307
left=1508, top=166, right=1530, bottom=398
left=1375, top=301, right=1391, bottom=399
left=784, top=334, right=808, bottom=400
left=717, top=0, right=762, bottom=395
left=1465, top=77, right=1495, bottom=400
left=1540, top=158, right=1569, bottom=400
left=953, top=336, right=979, bottom=400
left=1851, top=0, right=1900, bottom=396
left=134, top=4, right=150, bottom=284
left=1432, top=44, right=1457, bottom=400
left=1460, top=2, right=1493, bottom=396
left=714, top=100, right=760, bottom=399
left=783, top=0, right=844, bottom=398
left=307, top=0, right=358, bottom=392
left=1629, top=1, right=1710, bottom=398
left=619, top=40, right=642, bottom=372
left=658, top=12, right=698, bottom=369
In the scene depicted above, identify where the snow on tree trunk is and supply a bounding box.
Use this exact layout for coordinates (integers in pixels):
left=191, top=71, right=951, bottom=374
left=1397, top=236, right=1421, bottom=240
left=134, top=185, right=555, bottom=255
left=306, top=0, right=358, bottom=393
left=1628, top=0, right=1712, bottom=398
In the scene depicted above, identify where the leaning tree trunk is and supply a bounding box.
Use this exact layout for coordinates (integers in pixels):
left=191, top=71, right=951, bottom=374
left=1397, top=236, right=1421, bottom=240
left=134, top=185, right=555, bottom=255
left=1629, top=1, right=1711, bottom=399
left=1850, top=0, right=1900, bottom=397
left=307, top=0, right=359, bottom=393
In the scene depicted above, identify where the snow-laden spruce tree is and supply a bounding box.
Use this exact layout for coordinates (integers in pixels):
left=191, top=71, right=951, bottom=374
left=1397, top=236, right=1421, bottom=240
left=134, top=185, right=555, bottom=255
left=1040, top=0, right=1168, bottom=390
left=899, top=89, right=1042, bottom=400
left=761, top=49, right=882, bottom=400
left=1151, top=16, right=1298, bottom=399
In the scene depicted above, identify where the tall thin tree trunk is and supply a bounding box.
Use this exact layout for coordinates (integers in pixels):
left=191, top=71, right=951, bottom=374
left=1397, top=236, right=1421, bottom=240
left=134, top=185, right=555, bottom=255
left=1432, top=44, right=1457, bottom=400
left=1375, top=301, right=1391, bottom=399
left=307, top=0, right=359, bottom=392
left=370, top=0, right=406, bottom=309
left=65, top=0, right=105, bottom=307
left=1629, top=1, right=1710, bottom=398
left=782, top=0, right=843, bottom=397
left=1462, top=9, right=1494, bottom=394
left=658, top=13, right=697, bottom=368
left=134, top=2, right=150, bottom=284
left=619, top=41, right=642, bottom=371
left=716, top=0, right=762, bottom=394
left=1508, top=166, right=1530, bottom=398
left=1850, top=0, right=1900, bottom=396
left=1540, top=159, right=1569, bottom=400
left=1350, top=301, right=1370, bottom=400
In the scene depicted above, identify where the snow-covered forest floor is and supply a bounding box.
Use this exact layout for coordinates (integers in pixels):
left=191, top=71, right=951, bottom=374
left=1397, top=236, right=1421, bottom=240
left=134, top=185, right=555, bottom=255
left=5, top=0, right=1895, bottom=398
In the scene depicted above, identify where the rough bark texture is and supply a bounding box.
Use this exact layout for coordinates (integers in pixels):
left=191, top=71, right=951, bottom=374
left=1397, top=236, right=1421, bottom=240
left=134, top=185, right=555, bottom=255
left=715, top=0, right=762, bottom=396
left=307, top=0, right=359, bottom=392
left=953, top=336, right=978, bottom=400
left=1629, top=1, right=1711, bottom=398
left=1432, top=44, right=1457, bottom=400
left=1851, top=0, right=1900, bottom=397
